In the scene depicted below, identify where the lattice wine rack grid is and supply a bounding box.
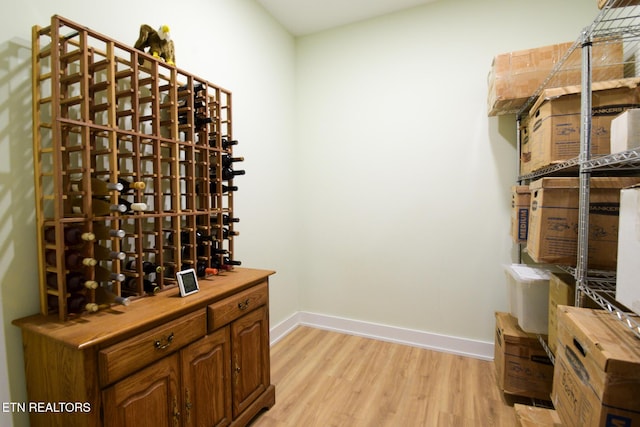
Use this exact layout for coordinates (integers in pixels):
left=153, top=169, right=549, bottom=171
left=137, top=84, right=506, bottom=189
left=32, top=15, right=243, bottom=320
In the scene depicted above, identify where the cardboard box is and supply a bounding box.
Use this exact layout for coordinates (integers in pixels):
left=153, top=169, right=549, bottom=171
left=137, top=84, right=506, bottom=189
left=548, top=273, right=601, bottom=355
left=611, top=108, right=640, bottom=153
left=598, top=0, right=640, bottom=9
left=488, top=41, right=624, bottom=117
left=552, top=307, right=640, bottom=427
left=526, top=177, right=640, bottom=269
left=494, top=312, right=554, bottom=401
left=525, top=78, right=640, bottom=174
left=512, top=186, right=531, bottom=243
left=548, top=273, right=577, bottom=356
left=515, top=404, right=563, bottom=427
left=520, top=115, right=534, bottom=176
left=616, top=185, right=640, bottom=315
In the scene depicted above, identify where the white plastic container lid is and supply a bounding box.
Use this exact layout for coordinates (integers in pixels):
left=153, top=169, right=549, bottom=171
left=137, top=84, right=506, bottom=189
left=505, top=264, right=551, bottom=284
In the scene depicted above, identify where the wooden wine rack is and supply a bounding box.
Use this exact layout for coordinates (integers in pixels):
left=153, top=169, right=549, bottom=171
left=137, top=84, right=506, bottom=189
left=32, top=15, right=242, bottom=320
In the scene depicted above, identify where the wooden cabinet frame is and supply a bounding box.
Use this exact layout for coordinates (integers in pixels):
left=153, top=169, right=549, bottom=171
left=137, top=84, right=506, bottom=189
left=13, top=268, right=276, bottom=427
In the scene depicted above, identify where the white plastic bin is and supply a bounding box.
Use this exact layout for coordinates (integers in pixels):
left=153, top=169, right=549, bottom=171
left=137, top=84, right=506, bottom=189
left=504, top=264, right=551, bottom=334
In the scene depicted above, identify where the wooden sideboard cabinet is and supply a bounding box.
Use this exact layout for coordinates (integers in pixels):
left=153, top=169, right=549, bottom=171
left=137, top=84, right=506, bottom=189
left=13, top=268, right=276, bottom=427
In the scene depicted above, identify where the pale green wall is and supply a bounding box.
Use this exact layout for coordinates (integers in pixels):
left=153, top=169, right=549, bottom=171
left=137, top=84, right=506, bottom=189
left=294, top=0, right=599, bottom=338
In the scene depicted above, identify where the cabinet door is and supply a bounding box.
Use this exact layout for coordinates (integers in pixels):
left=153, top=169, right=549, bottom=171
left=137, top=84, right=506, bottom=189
left=231, top=305, right=270, bottom=417
left=102, top=354, right=181, bottom=427
left=181, top=327, right=232, bottom=427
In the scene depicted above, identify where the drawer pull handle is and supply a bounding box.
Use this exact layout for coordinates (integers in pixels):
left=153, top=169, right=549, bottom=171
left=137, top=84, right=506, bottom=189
left=154, top=332, right=174, bottom=350
left=238, top=298, right=250, bottom=311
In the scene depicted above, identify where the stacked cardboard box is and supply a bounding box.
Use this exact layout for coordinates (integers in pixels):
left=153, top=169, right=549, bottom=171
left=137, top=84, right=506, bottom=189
left=488, top=41, right=624, bottom=117
left=552, top=307, right=640, bottom=427
left=547, top=273, right=601, bottom=355
left=526, top=176, right=640, bottom=269
left=514, top=404, right=563, bottom=427
left=521, top=78, right=640, bottom=175
left=511, top=186, right=531, bottom=243
left=494, top=312, right=554, bottom=400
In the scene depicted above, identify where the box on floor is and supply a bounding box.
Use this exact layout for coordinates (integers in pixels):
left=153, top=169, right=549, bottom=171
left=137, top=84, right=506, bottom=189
left=494, top=312, right=554, bottom=401
left=515, top=404, right=562, bottom=427
left=552, top=306, right=640, bottom=427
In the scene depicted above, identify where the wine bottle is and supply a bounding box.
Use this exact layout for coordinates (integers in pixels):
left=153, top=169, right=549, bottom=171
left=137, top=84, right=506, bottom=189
left=71, top=198, right=127, bottom=215
left=221, top=138, right=238, bottom=149
left=221, top=155, right=244, bottom=167
left=178, top=82, right=204, bottom=93
left=46, top=272, right=98, bottom=292
left=95, top=286, right=130, bottom=306
left=143, top=279, right=160, bottom=295
left=222, top=228, right=239, bottom=239
left=222, top=184, right=238, bottom=193
left=143, top=261, right=164, bottom=275
left=191, top=114, right=212, bottom=127
left=122, top=276, right=159, bottom=295
left=118, top=198, right=148, bottom=213
left=67, top=272, right=99, bottom=291
left=46, top=250, right=97, bottom=268
left=221, top=167, right=245, bottom=180
left=92, top=222, right=126, bottom=239
left=94, top=245, right=126, bottom=261
left=125, top=260, right=163, bottom=275
left=223, top=257, right=241, bottom=267
left=44, top=226, right=96, bottom=245
left=204, top=267, right=219, bottom=276
left=118, top=178, right=146, bottom=192
left=70, top=178, right=124, bottom=196
left=221, top=214, right=240, bottom=225
left=48, top=294, right=98, bottom=314
left=94, top=266, right=125, bottom=282
left=210, top=258, right=233, bottom=272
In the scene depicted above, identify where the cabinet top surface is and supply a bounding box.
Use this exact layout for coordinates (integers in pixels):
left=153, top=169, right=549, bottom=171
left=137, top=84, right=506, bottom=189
left=12, top=268, right=275, bottom=349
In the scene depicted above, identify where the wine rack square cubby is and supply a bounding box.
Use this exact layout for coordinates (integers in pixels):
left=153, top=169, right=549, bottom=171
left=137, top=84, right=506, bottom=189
left=33, top=15, right=243, bottom=320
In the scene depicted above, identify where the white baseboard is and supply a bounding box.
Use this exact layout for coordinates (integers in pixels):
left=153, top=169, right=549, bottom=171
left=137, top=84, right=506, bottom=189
left=270, top=311, right=494, bottom=361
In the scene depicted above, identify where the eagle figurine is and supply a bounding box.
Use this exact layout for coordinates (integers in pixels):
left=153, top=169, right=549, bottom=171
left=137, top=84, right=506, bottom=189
left=134, top=24, right=175, bottom=65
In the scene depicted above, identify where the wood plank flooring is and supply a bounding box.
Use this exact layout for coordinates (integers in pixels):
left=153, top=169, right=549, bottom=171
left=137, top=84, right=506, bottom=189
left=250, top=326, right=519, bottom=426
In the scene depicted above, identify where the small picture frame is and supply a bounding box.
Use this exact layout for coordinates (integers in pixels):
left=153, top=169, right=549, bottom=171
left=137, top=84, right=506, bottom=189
left=176, top=268, right=199, bottom=297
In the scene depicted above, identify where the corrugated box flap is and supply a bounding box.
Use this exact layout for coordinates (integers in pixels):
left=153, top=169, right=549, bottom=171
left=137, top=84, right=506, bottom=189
left=529, top=177, right=640, bottom=191
left=530, top=77, right=640, bottom=116
left=560, top=307, right=640, bottom=377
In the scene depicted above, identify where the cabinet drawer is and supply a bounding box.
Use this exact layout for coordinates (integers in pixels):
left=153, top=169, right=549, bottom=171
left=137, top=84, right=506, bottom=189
left=99, top=309, right=206, bottom=386
left=208, top=281, right=268, bottom=331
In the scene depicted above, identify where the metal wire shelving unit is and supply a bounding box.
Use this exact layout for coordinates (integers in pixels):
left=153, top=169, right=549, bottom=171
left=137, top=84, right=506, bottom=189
left=516, top=0, right=640, bottom=340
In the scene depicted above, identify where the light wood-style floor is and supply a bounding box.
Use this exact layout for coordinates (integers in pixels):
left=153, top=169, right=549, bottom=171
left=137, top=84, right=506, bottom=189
left=250, top=326, right=518, bottom=427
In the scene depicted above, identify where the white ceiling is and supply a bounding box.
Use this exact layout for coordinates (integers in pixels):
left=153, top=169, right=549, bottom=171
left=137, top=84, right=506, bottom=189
left=256, top=0, right=439, bottom=36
